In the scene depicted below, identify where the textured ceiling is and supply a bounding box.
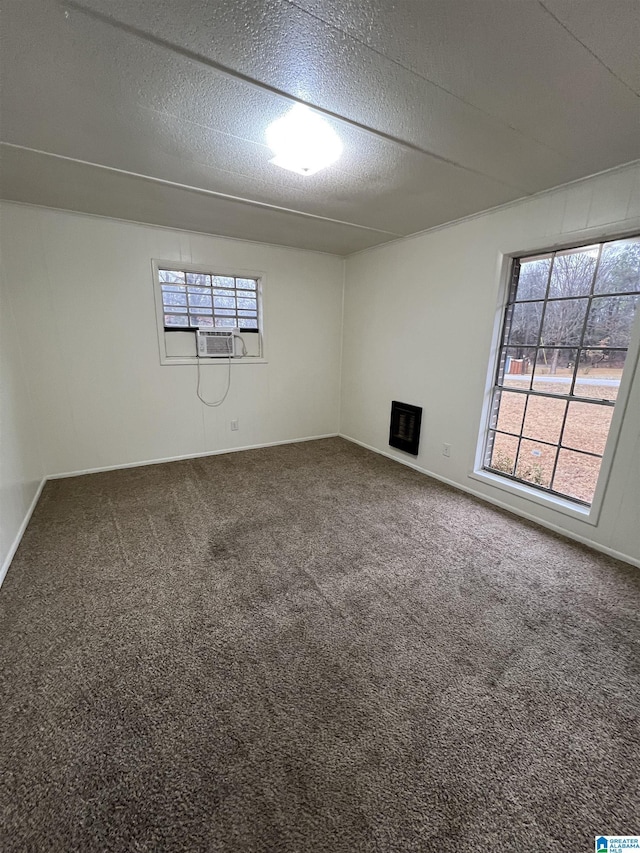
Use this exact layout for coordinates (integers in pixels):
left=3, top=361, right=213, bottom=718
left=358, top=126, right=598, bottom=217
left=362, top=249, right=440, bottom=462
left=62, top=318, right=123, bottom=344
left=1, top=0, right=639, bottom=255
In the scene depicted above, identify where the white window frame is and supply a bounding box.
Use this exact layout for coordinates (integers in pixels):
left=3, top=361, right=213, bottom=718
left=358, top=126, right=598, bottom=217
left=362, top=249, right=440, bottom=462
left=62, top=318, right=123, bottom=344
left=151, top=259, right=267, bottom=365
left=471, top=232, right=640, bottom=526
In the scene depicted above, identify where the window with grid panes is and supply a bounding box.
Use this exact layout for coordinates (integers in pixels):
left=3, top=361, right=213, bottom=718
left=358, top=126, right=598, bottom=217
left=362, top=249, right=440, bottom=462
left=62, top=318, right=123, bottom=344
left=159, top=269, right=260, bottom=331
left=484, top=236, right=640, bottom=506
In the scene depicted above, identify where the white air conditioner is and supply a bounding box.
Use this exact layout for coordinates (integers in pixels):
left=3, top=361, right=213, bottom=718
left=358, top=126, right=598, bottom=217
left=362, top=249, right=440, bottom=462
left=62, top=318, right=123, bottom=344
left=196, top=328, right=237, bottom=357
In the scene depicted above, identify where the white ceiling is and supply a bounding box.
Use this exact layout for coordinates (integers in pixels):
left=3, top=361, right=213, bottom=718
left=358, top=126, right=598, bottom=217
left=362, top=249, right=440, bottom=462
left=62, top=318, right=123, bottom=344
left=1, top=0, right=639, bottom=255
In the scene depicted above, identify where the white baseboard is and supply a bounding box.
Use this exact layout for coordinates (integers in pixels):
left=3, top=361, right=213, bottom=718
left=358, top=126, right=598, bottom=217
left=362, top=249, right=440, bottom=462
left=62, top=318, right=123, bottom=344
left=4, top=433, right=636, bottom=591
left=0, top=477, right=47, bottom=588
left=340, top=433, right=640, bottom=570
left=1, top=435, right=339, bottom=587
left=46, top=433, right=340, bottom=480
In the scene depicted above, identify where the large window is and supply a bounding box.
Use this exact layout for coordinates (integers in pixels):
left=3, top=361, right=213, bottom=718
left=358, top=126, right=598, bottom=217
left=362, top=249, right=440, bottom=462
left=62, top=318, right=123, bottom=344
left=484, top=236, right=640, bottom=506
left=159, top=268, right=260, bottom=331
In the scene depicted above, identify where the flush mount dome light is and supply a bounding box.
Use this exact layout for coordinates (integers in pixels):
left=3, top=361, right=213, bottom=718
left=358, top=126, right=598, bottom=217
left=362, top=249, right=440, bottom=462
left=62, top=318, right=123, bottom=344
left=266, top=104, right=343, bottom=176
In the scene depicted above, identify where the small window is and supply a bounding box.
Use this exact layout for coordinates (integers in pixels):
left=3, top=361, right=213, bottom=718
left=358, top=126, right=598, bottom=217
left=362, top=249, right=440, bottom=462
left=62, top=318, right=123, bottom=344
left=159, top=268, right=260, bottom=331
left=483, top=236, right=640, bottom=506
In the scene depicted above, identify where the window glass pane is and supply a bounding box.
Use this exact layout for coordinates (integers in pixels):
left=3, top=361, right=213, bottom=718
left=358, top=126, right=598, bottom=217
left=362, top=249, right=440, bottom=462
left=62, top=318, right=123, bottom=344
left=522, top=395, right=566, bottom=445
left=214, top=296, right=236, bottom=309
left=594, top=237, right=640, bottom=294
left=532, top=348, right=576, bottom=395
left=159, top=267, right=261, bottom=334
left=584, top=294, right=639, bottom=348
left=164, top=314, right=189, bottom=326
left=552, top=450, right=602, bottom=504
left=237, top=297, right=257, bottom=310
left=162, top=291, right=187, bottom=306
left=498, top=347, right=536, bottom=389
left=159, top=270, right=185, bottom=283
left=507, top=301, right=544, bottom=346
left=540, top=298, right=588, bottom=346
left=562, top=401, right=612, bottom=456
left=492, top=390, right=526, bottom=435
left=187, top=293, right=212, bottom=308
left=515, top=256, right=551, bottom=301
left=548, top=246, right=598, bottom=298
left=483, top=238, right=639, bottom=507
left=486, top=432, right=519, bottom=474
left=515, top=439, right=556, bottom=488
left=573, top=349, right=625, bottom=402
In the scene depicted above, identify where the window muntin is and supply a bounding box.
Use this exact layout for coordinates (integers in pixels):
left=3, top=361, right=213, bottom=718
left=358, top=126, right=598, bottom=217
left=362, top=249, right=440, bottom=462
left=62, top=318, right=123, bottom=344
left=159, top=269, right=259, bottom=331
left=484, top=236, right=640, bottom=506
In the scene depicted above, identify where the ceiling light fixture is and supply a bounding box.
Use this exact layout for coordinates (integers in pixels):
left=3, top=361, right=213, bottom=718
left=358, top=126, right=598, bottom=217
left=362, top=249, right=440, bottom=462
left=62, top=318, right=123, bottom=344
left=265, top=105, right=343, bottom=176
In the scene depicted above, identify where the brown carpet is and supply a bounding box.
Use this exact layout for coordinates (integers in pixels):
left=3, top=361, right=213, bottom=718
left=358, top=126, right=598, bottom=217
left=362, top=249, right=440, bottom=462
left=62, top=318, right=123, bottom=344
left=1, top=437, right=638, bottom=852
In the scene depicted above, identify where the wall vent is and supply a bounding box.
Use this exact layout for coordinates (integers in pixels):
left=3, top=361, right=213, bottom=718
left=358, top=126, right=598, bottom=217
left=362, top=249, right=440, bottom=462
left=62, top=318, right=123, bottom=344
left=389, top=401, right=422, bottom=456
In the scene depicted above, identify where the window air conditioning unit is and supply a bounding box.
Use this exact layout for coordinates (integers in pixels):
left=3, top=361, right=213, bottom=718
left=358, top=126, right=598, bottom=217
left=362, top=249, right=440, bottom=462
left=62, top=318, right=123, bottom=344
left=196, top=328, right=237, bottom=357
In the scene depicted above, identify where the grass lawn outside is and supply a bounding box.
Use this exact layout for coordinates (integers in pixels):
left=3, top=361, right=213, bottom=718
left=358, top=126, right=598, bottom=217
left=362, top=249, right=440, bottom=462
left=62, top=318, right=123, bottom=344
left=489, top=367, right=622, bottom=502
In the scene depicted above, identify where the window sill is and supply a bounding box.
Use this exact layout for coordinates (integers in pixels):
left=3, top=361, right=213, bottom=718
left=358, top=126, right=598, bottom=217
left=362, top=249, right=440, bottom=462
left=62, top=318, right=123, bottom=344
left=160, top=356, right=268, bottom=366
left=469, top=468, right=598, bottom=526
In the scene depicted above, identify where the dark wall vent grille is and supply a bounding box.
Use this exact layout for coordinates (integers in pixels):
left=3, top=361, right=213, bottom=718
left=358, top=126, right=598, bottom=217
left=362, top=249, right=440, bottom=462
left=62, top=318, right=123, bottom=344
left=389, top=401, right=422, bottom=456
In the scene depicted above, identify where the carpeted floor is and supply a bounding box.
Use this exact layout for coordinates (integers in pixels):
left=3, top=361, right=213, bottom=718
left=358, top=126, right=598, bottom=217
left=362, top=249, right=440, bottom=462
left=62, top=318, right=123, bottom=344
left=1, top=437, right=638, bottom=852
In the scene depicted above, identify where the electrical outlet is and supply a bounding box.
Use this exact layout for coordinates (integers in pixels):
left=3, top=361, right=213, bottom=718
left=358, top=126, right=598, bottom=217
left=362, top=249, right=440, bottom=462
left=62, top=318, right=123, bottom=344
left=442, top=443, right=451, bottom=457
left=230, top=419, right=239, bottom=431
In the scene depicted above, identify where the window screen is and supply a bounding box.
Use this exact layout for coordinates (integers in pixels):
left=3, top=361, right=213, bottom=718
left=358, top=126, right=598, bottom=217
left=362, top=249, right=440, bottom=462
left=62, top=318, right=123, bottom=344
left=159, top=269, right=259, bottom=331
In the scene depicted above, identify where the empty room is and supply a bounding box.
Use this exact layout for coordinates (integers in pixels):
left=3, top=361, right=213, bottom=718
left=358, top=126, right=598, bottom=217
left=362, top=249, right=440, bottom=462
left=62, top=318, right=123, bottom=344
left=1, top=1, right=639, bottom=851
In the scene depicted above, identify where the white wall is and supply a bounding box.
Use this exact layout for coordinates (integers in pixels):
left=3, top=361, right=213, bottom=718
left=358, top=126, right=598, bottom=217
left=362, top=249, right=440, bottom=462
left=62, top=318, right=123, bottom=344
left=3, top=164, right=639, bottom=574
left=0, top=241, right=45, bottom=577
left=341, top=163, right=640, bottom=566
left=0, top=203, right=344, bottom=478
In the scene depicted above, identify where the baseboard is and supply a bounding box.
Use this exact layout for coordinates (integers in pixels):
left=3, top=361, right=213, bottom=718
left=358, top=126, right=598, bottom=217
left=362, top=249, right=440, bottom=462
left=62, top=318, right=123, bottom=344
left=339, top=434, right=640, bottom=570
left=1, top=435, right=340, bottom=586
left=7, top=434, right=635, bottom=591
left=46, top=433, right=340, bottom=480
left=0, top=477, right=47, bottom=588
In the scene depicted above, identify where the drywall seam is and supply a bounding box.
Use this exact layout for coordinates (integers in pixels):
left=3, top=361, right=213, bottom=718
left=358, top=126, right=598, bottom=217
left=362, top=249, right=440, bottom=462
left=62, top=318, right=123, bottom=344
left=340, top=433, right=640, bottom=569
left=0, top=200, right=348, bottom=259
left=54, top=1, right=529, bottom=193
left=346, top=159, right=640, bottom=259
left=2, top=145, right=400, bottom=239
